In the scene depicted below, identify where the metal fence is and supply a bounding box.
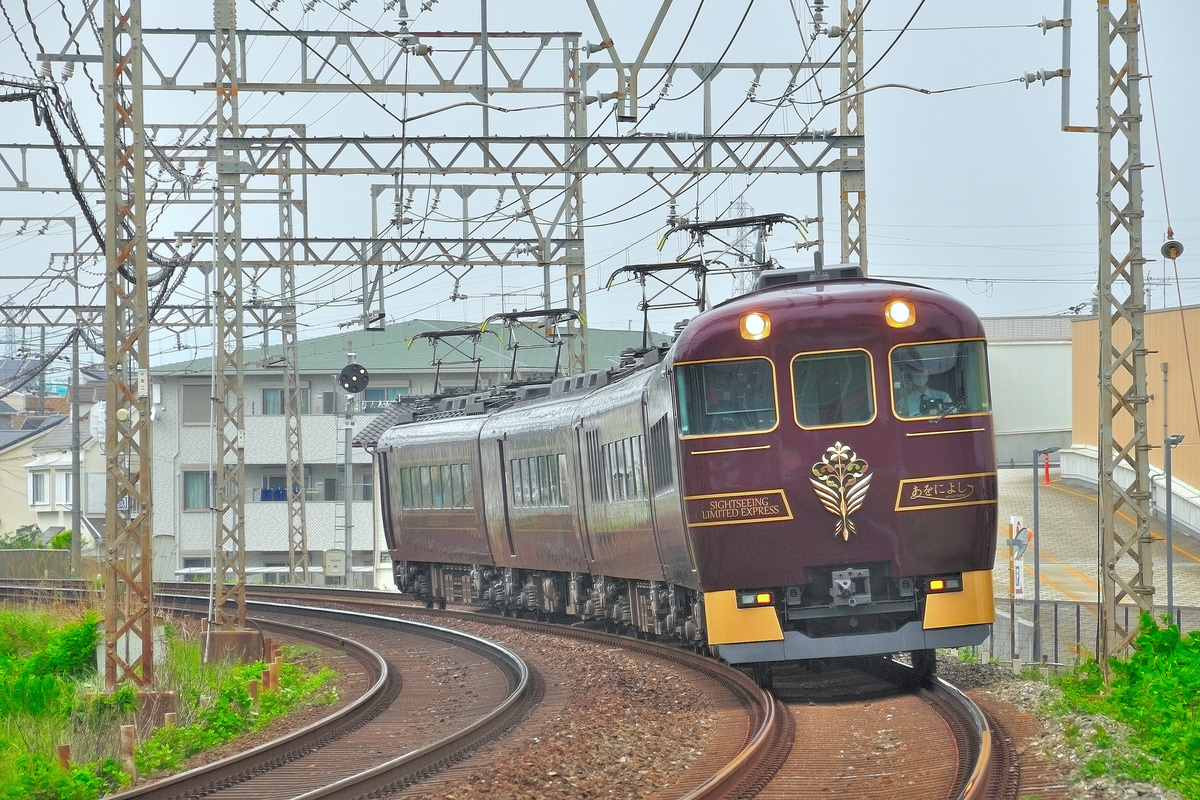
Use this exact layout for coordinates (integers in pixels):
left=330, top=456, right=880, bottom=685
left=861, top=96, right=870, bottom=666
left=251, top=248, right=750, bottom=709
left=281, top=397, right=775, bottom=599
left=0, top=550, right=73, bottom=580
left=977, top=599, right=1200, bottom=667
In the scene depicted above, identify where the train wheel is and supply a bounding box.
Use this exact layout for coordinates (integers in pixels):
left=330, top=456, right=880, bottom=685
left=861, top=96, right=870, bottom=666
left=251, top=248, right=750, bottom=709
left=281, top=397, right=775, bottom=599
left=423, top=596, right=434, bottom=609
left=911, top=648, right=937, bottom=678
left=438, top=597, right=447, bottom=610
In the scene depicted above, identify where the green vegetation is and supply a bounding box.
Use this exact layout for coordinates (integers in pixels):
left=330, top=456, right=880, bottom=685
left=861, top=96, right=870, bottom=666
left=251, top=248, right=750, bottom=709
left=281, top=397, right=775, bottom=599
left=0, top=524, right=71, bottom=549
left=0, top=524, right=48, bottom=549
left=0, top=604, right=340, bottom=800
left=1052, top=614, right=1200, bottom=799
left=135, top=638, right=339, bottom=776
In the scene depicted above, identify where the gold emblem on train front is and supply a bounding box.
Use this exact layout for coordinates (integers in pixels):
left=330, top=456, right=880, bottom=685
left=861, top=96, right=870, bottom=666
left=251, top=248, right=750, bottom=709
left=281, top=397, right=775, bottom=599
left=810, top=442, right=872, bottom=541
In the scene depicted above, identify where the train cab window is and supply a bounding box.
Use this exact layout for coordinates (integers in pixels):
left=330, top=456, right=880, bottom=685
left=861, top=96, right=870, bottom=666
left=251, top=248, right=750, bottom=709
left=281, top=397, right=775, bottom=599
left=792, top=349, right=875, bottom=428
left=675, top=358, right=777, bottom=436
left=891, top=340, right=991, bottom=420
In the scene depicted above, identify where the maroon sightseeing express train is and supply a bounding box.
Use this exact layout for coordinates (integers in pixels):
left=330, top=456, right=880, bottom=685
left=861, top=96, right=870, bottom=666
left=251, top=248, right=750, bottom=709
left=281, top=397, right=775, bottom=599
left=374, top=268, right=997, bottom=676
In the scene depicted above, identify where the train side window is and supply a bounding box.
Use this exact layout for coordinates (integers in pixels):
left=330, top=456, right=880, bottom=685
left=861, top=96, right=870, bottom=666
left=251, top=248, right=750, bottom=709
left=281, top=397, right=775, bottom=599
left=792, top=349, right=875, bottom=428
left=462, top=464, right=474, bottom=508
left=508, top=455, right=567, bottom=507
left=405, top=470, right=420, bottom=506
left=649, top=415, right=675, bottom=493
left=431, top=465, right=445, bottom=508
left=675, top=357, right=777, bottom=436
left=398, top=467, right=412, bottom=508
left=528, top=458, right=542, bottom=506
left=449, top=464, right=463, bottom=508
left=512, top=458, right=526, bottom=507
left=630, top=437, right=646, bottom=498
left=555, top=454, right=568, bottom=505
left=538, top=456, right=552, bottom=506
left=546, top=456, right=559, bottom=506
left=586, top=430, right=604, bottom=500
left=890, top=339, right=991, bottom=420
left=419, top=466, right=432, bottom=508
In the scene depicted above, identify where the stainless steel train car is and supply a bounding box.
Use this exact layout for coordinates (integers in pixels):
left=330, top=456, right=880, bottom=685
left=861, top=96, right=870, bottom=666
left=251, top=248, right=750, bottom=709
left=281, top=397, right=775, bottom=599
left=374, top=267, right=997, bottom=677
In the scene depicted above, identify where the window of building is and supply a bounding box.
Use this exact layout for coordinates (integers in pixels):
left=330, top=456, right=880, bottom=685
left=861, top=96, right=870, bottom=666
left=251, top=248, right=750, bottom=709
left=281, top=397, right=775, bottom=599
left=675, top=357, right=777, bottom=436
left=181, top=384, right=211, bottom=425
left=261, top=475, right=286, bottom=501
left=261, top=387, right=310, bottom=416
left=55, top=472, right=73, bottom=506
left=890, top=340, right=991, bottom=420
left=792, top=349, right=875, bottom=428
left=28, top=472, right=49, bottom=505
left=183, top=471, right=216, bottom=511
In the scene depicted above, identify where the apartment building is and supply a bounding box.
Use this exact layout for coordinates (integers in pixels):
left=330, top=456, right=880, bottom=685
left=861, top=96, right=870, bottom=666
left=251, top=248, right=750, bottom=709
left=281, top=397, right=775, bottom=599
left=151, top=318, right=660, bottom=585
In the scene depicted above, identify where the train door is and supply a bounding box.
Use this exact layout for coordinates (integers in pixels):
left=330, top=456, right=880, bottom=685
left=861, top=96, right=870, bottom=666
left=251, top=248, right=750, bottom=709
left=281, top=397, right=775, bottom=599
left=494, top=438, right=517, bottom=558
left=640, top=390, right=672, bottom=581
left=573, top=424, right=598, bottom=567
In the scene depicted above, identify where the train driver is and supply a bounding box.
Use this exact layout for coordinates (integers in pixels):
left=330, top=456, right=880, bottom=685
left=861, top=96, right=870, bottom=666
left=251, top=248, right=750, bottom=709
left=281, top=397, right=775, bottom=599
left=902, top=364, right=951, bottom=417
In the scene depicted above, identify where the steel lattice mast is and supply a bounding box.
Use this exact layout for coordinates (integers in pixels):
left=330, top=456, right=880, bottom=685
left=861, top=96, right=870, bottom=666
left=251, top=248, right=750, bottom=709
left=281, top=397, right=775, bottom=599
left=212, top=0, right=247, bottom=628
left=278, top=147, right=309, bottom=582
left=1096, top=0, right=1153, bottom=663
left=102, top=0, right=154, bottom=688
left=840, top=0, right=867, bottom=270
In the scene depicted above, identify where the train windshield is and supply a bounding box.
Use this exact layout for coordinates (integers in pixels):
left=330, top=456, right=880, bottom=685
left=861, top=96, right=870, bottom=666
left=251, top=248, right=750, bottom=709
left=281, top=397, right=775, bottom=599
left=791, top=349, right=875, bottom=428
left=675, top=357, right=777, bottom=436
left=890, top=339, right=990, bottom=420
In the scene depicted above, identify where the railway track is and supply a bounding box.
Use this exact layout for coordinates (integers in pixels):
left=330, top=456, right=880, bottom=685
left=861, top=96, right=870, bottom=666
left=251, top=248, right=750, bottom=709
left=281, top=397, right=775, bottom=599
left=757, top=658, right=1015, bottom=800
left=114, top=596, right=532, bottom=800
left=3, top=581, right=1012, bottom=799
left=232, top=585, right=1009, bottom=799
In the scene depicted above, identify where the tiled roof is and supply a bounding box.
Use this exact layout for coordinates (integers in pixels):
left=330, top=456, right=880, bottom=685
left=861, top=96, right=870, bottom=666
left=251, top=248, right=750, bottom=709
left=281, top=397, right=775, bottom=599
left=0, top=417, right=62, bottom=451
left=31, top=415, right=90, bottom=451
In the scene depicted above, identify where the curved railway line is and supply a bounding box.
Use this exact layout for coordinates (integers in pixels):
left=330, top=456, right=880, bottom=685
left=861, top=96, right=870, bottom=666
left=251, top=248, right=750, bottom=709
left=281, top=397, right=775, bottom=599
left=114, top=596, right=532, bottom=800
left=2, top=581, right=1013, bottom=799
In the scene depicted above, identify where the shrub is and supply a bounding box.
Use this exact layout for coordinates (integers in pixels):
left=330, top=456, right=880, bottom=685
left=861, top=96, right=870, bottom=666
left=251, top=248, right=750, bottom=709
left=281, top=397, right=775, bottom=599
left=1052, top=613, right=1200, bottom=798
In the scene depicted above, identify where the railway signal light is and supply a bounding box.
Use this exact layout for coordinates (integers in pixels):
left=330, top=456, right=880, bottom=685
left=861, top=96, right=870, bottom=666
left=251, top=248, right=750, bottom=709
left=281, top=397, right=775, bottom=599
left=339, top=363, right=370, bottom=393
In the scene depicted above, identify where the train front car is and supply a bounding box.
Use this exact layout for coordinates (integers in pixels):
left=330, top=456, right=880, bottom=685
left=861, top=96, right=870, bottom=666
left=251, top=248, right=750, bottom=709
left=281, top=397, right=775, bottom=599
left=672, top=272, right=996, bottom=675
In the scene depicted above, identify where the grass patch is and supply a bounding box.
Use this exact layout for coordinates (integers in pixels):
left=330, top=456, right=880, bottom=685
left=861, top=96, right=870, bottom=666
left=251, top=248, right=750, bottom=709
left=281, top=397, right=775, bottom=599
left=1052, top=613, right=1200, bottom=799
left=135, top=639, right=339, bottom=776
left=0, top=603, right=340, bottom=800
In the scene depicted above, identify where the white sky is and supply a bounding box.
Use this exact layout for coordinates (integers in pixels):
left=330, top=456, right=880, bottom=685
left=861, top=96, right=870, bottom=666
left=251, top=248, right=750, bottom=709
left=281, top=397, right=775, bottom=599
left=0, top=1, right=1196, bottom=375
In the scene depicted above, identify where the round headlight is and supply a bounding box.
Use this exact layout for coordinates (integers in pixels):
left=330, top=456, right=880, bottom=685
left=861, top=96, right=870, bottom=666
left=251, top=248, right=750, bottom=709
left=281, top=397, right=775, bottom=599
left=884, top=299, right=916, bottom=328
left=739, top=311, right=771, bottom=340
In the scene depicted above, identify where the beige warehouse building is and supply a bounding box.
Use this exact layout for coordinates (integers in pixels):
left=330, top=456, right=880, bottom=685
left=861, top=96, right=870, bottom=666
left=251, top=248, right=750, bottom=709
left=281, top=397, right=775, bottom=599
left=1065, top=305, right=1200, bottom=534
